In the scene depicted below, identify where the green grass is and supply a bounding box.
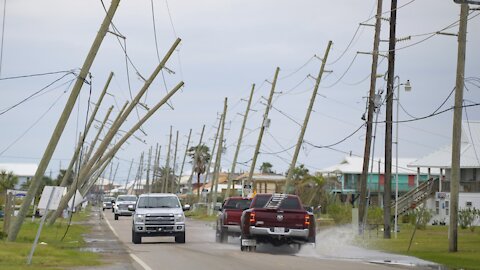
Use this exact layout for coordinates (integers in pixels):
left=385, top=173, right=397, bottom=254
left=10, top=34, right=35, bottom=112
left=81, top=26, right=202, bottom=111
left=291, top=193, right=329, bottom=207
left=357, top=224, right=480, bottom=270
left=184, top=208, right=218, bottom=222
left=0, top=209, right=102, bottom=269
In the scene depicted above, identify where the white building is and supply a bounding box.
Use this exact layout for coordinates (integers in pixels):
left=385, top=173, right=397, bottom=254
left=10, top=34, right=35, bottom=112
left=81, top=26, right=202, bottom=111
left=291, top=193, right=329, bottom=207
left=409, top=121, right=480, bottom=225
left=0, top=163, right=38, bottom=190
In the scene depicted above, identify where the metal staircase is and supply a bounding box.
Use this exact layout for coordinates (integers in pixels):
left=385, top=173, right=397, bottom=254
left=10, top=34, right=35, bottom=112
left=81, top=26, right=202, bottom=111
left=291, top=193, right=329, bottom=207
left=390, top=177, right=439, bottom=216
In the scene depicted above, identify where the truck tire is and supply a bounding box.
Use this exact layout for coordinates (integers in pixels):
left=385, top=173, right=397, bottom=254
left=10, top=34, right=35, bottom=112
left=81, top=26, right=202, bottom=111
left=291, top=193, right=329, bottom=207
left=175, top=232, right=186, bottom=243
left=215, top=226, right=227, bottom=243
left=132, top=230, right=141, bottom=244
left=114, top=214, right=118, bottom=220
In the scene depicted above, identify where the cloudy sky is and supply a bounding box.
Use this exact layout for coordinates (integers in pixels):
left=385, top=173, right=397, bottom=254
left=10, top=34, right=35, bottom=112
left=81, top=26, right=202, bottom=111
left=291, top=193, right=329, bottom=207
left=0, top=0, right=479, bottom=184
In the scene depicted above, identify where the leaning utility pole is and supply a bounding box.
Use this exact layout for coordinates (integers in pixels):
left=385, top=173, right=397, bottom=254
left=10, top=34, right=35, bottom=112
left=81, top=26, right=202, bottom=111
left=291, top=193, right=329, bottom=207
left=152, top=144, right=161, bottom=192
left=450, top=2, right=469, bottom=253
left=188, top=125, right=205, bottom=194
left=178, top=129, right=192, bottom=193
left=164, top=126, right=173, bottom=193
left=47, top=81, right=184, bottom=225
left=358, top=0, right=384, bottom=234
left=205, top=116, right=222, bottom=201
left=384, top=0, right=399, bottom=239
left=210, top=98, right=228, bottom=214
left=284, top=41, right=332, bottom=194
left=60, top=72, right=113, bottom=187
left=124, top=158, right=134, bottom=193
left=226, top=84, right=255, bottom=198
left=8, top=0, right=121, bottom=242
left=171, top=130, right=179, bottom=193
left=247, top=67, right=280, bottom=188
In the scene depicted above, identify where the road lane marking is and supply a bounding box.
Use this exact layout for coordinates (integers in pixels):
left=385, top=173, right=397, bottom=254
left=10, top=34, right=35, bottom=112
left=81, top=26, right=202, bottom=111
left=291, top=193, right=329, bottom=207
left=101, top=211, right=152, bottom=270
left=130, top=254, right=153, bottom=270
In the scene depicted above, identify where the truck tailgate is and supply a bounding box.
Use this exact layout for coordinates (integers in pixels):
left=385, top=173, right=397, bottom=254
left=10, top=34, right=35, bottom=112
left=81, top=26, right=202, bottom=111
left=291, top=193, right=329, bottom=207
left=253, top=209, right=305, bottom=229
left=225, top=209, right=243, bottom=225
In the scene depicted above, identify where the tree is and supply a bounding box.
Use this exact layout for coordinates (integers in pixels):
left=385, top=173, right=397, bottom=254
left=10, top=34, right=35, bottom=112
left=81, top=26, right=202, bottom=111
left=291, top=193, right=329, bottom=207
left=21, top=175, right=55, bottom=203
left=259, top=162, right=273, bottom=174
left=187, top=144, right=210, bottom=198
left=56, top=169, right=74, bottom=187
left=0, top=170, right=18, bottom=194
left=287, top=164, right=309, bottom=181
left=289, top=165, right=325, bottom=207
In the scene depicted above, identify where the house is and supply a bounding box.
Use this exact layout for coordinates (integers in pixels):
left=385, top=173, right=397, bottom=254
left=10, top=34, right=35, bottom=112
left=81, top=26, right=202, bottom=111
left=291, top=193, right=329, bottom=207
left=408, top=120, right=480, bottom=225
left=233, top=172, right=287, bottom=195
left=318, top=156, right=437, bottom=206
left=0, top=163, right=38, bottom=190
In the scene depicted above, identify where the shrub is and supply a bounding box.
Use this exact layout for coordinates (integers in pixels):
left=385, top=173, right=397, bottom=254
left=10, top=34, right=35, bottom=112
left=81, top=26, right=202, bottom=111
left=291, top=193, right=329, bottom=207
left=459, top=207, right=479, bottom=232
left=327, top=203, right=352, bottom=225
left=409, top=208, right=433, bottom=230
left=367, top=206, right=383, bottom=225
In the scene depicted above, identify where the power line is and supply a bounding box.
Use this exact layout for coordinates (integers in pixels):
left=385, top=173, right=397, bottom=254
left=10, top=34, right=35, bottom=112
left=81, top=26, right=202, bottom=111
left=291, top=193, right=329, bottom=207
left=0, top=80, right=73, bottom=156
left=0, top=72, right=75, bottom=116
left=463, top=102, right=480, bottom=166
left=305, top=123, right=365, bottom=149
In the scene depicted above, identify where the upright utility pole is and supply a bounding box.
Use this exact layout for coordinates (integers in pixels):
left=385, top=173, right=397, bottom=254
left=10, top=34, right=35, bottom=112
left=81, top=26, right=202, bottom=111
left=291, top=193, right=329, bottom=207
left=7, top=0, right=121, bottom=242
left=450, top=2, right=469, bottom=253
left=178, top=129, right=192, bottom=193
left=358, top=0, right=384, bottom=234
left=171, top=130, right=179, bottom=193
left=210, top=98, right=228, bottom=214
left=284, top=41, right=332, bottom=194
left=188, top=125, right=205, bottom=194
left=152, top=144, right=161, bottom=192
left=247, top=67, right=280, bottom=188
left=384, top=0, right=399, bottom=239
left=164, top=126, right=173, bottom=193
left=226, top=84, right=255, bottom=198
left=145, top=146, right=152, bottom=193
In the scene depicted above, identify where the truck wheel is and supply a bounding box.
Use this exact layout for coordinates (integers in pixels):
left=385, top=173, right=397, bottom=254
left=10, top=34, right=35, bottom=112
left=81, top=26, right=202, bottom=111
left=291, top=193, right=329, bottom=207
left=102, top=208, right=105, bottom=211
left=240, top=245, right=246, bottom=252
left=132, top=230, right=141, bottom=244
left=114, top=214, right=119, bottom=220
left=216, top=227, right=228, bottom=243
left=175, top=232, right=186, bottom=243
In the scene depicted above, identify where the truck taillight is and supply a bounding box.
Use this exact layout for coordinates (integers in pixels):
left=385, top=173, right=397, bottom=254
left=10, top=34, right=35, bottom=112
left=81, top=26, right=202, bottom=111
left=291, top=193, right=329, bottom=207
left=304, top=214, right=310, bottom=228
left=249, top=212, right=256, bottom=225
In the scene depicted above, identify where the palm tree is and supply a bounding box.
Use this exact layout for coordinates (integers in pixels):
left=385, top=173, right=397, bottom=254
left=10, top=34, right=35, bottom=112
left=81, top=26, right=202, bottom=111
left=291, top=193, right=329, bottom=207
left=187, top=144, right=210, bottom=198
left=259, top=162, right=273, bottom=174
left=0, top=170, right=18, bottom=194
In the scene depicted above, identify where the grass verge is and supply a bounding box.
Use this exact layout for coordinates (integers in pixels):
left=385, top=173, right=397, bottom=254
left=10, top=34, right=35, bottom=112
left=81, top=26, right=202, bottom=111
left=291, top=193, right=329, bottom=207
left=184, top=208, right=217, bottom=222
left=0, top=209, right=102, bottom=270
left=357, top=224, right=480, bottom=270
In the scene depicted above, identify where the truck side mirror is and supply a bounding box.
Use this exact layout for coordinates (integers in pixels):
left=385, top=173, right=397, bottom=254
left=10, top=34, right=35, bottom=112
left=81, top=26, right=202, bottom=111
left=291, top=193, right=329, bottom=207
left=183, top=204, right=191, bottom=211
left=128, top=205, right=136, bottom=211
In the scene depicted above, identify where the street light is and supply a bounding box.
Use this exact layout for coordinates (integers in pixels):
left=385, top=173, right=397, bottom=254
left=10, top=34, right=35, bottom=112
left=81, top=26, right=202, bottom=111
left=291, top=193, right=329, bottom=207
left=394, top=76, right=411, bottom=239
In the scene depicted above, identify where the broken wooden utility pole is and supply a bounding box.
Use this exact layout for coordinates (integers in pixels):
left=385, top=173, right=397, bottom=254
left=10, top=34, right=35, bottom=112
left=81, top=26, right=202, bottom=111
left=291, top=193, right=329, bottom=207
left=60, top=72, right=113, bottom=187
left=47, top=81, right=184, bottom=225
left=226, top=84, right=255, bottom=198
left=358, top=0, right=384, bottom=235
left=210, top=98, right=228, bottom=215
left=8, top=0, right=121, bottom=242
left=188, top=125, right=205, bottom=194
left=247, top=67, right=280, bottom=190
left=178, top=129, right=192, bottom=194
left=164, top=126, right=173, bottom=193
left=284, top=41, right=332, bottom=194
left=450, top=1, right=469, bottom=253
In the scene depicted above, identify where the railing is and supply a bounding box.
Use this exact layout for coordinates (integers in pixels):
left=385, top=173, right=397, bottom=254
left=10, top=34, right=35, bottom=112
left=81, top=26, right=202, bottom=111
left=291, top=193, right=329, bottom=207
left=390, top=177, right=439, bottom=217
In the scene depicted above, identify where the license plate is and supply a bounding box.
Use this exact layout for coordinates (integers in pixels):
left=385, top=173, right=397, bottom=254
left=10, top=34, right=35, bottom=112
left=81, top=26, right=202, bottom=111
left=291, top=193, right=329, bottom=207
left=241, top=239, right=256, bottom=246
left=274, top=227, right=285, bottom=233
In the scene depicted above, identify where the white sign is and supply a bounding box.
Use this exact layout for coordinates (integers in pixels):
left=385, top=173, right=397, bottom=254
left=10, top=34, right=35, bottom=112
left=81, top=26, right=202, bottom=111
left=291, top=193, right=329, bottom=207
left=68, top=190, right=84, bottom=209
left=38, top=186, right=66, bottom=210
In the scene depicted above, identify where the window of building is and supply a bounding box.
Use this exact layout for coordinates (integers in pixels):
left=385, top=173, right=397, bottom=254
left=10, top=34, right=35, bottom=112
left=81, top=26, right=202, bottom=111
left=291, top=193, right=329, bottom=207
left=445, top=201, right=449, bottom=215
left=435, top=201, right=440, bottom=215
left=466, top=201, right=473, bottom=208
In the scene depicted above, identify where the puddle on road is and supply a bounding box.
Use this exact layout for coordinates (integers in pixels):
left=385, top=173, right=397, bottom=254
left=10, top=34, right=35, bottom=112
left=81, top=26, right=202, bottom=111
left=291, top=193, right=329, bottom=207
left=80, top=247, right=105, bottom=253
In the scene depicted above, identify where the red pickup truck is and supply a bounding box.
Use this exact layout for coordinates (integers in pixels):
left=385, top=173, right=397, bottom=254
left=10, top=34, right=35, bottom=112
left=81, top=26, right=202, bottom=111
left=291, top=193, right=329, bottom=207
left=240, top=193, right=316, bottom=252
left=215, top=197, right=252, bottom=243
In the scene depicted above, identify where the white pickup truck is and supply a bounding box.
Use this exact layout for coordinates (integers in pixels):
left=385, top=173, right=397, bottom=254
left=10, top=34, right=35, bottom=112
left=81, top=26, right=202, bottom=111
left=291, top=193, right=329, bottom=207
left=130, top=193, right=187, bottom=244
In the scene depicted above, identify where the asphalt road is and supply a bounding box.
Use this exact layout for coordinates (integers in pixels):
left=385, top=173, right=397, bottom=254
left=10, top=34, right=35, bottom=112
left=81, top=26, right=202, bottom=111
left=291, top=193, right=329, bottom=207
left=101, top=210, right=440, bottom=270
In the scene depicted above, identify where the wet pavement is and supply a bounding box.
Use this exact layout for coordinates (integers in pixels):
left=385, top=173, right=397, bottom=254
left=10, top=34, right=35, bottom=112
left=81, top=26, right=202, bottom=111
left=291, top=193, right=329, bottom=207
left=70, top=207, right=137, bottom=270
